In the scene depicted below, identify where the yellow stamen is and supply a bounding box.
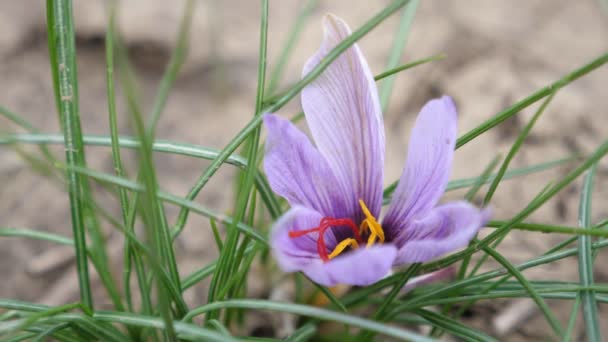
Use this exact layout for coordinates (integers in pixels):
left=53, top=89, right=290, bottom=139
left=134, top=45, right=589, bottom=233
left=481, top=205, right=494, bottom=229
left=358, top=199, right=385, bottom=247
left=328, top=238, right=359, bottom=259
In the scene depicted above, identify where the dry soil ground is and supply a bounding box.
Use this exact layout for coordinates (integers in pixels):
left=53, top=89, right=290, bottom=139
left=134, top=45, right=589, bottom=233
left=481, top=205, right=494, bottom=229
left=1, top=0, right=607, bottom=340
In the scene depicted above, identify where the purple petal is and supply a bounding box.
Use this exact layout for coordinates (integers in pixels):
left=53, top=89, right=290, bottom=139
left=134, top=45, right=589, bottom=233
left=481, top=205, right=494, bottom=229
left=303, top=245, right=397, bottom=287
left=393, top=201, right=490, bottom=265
left=263, top=114, right=351, bottom=218
left=270, top=206, right=336, bottom=272
left=301, top=14, right=384, bottom=222
left=383, top=96, right=458, bottom=239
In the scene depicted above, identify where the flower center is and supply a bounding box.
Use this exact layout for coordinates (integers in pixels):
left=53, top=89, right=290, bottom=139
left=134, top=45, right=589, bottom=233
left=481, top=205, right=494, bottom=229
left=288, top=200, right=385, bottom=262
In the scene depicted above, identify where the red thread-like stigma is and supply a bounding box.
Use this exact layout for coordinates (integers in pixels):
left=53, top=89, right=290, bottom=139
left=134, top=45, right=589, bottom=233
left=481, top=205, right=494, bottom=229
left=288, top=217, right=363, bottom=262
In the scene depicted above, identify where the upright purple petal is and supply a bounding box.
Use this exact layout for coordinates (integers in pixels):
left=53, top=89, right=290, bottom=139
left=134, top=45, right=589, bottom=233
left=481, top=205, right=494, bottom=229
left=393, top=201, right=490, bottom=265
left=383, top=96, right=458, bottom=239
left=303, top=245, right=397, bottom=287
left=301, top=14, right=384, bottom=221
left=270, top=206, right=336, bottom=272
left=263, top=114, right=350, bottom=218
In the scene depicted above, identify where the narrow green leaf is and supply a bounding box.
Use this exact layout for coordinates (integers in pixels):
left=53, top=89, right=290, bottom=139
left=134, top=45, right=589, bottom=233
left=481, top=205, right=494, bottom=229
left=265, top=0, right=317, bottom=94
left=484, top=93, right=555, bottom=204
left=45, top=0, right=93, bottom=309
left=577, top=163, right=601, bottom=341
left=379, top=0, right=419, bottom=110
left=563, top=294, right=582, bottom=342
left=184, top=299, right=436, bottom=342
left=415, top=308, right=497, bottom=342
left=456, top=53, right=608, bottom=148
left=482, top=248, right=564, bottom=337
left=374, top=54, right=444, bottom=81
left=0, top=228, right=73, bottom=245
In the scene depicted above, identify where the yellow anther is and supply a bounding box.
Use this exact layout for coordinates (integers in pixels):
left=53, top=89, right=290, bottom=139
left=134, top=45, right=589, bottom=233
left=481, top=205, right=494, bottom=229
left=358, top=199, right=385, bottom=247
left=328, top=238, right=359, bottom=259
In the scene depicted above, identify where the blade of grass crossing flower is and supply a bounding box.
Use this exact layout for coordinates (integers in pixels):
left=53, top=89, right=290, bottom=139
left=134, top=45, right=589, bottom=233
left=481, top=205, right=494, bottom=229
left=447, top=96, right=557, bottom=318
left=264, top=52, right=443, bottom=109
left=483, top=92, right=555, bottom=205
left=45, top=0, right=93, bottom=309
left=379, top=0, right=419, bottom=110
left=468, top=183, right=554, bottom=278
left=207, top=0, right=269, bottom=323
left=464, top=155, right=501, bottom=201
left=456, top=155, right=501, bottom=279
left=383, top=155, right=576, bottom=203
left=456, top=53, right=608, bottom=149
left=175, top=0, right=412, bottom=238
left=577, top=163, right=601, bottom=341
left=265, top=0, right=317, bottom=94
left=419, top=139, right=608, bottom=274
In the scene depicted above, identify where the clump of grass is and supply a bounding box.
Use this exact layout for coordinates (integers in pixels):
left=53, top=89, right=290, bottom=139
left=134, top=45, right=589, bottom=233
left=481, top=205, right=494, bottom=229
left=1, top=0, right=607, bottom=341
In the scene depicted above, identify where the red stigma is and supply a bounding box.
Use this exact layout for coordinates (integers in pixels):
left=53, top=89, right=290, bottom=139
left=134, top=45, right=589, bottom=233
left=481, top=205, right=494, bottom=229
left=288, top=217, right=363, bottom=262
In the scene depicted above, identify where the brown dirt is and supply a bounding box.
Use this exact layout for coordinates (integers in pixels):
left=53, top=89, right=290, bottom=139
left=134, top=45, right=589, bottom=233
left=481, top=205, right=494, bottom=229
left=1, top=0, right=607, bottom=340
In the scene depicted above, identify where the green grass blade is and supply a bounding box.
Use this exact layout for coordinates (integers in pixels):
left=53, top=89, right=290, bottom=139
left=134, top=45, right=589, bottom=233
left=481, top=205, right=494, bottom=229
left=93, top=311, right=239, bottom=342
left=207, top=0, right=269, bottom=322
left=183, top=299, right=436, bottom=342
left=456, top=53, right=608, bottom=149
left=265, top=0, right=317, bottom=94
left=357, top=264, right=421, bottom=341
left=115, top=33, right=181, bottom=342
left=147, top=0, right=195, bottom=132
left=482, top=247, right=564, bottom=337
left=374, top=54, right=444, bottom=81
left=383, top=155, right=576, bottom=204
left=563, top=294, right=581, bottom=342
left=379, top=0, right=419, bottom=110
left=59, top=163, right=268, bottom=245
left=414, top=308, right=497, bottom=341
left=45, top=0, right=93, bottom=309
left=0, top=228, right=73, bottom=246
left=486, top=221, right=608, bottom=238
left=483, top=92, right=555, bottom=204
left=577, top=163, right=601, bottom=341
left=104, top=1, right=138, bottom=320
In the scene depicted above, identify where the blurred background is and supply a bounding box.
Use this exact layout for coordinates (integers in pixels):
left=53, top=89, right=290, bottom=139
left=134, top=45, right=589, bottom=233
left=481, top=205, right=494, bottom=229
left=1, top=0, right=607, bottom=339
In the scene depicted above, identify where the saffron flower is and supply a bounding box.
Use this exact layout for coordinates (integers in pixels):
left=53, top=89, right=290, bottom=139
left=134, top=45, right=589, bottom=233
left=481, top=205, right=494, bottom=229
left=263, top=14, right=489, bottom=287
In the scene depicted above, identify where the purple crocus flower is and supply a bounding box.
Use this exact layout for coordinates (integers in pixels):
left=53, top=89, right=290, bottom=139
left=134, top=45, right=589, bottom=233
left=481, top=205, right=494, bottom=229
left=263, top=14, right=489, bottom=287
